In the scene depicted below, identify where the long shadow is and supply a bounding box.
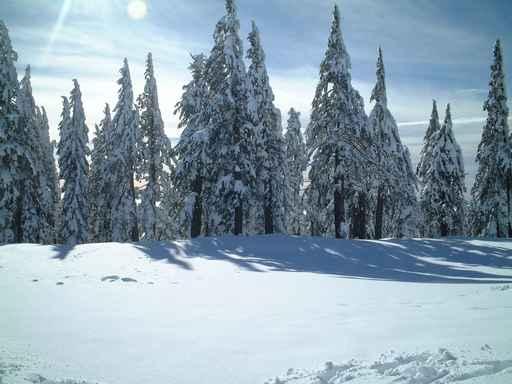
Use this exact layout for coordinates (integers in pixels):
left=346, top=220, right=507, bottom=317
left=134, top=241, right=193, bottom=271
left=51, top=244, right=76, bottom=260
left=139, top=235, right=512, bottom=284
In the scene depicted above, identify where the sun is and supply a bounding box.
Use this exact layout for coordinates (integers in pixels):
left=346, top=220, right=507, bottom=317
left=127, top=0, right=148, bottom=20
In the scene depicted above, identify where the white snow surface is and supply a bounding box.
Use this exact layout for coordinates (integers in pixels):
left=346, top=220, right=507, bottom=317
left=1, top=236, right=512, bottom=384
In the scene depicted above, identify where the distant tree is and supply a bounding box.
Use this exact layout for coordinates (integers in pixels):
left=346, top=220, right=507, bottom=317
left=0, top=21, right=26, bottom=243
left=111, top=59, right=139, bottom=242
left=57, top=81, right=90, bottom=245
left=421, top=104, right=465, bottom=237
left=247, top=21, right=287, bottom=234
left=368, top=48, right=418, bottom=239
left=174, top=54, right=209, bottom=238
left=417, top=100, right=442, bottom=237
left=471, top=40, right=511, bottom=237
left=89, top=104, right=113, bottom=242
left=305, top=5, right=368, bottom=239
left=17, top=65, right=44, bottom=243
left=137, top=53, right=169, bottom=240
left=284, top=108, right=307, bottom=235
left=37, top=106, right=59, bottom=243
left=201, top=0, right=258, bottom=235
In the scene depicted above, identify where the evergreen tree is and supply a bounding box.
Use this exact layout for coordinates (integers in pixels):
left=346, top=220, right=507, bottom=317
left=368, top=48, right=418, bottom=239
left=174, top=54, right=209, bottom=238
left=57, top=81, right=90, bottom=245
left=0, top=20, right=24, bottom=243
left=37, top=106, right=59, bottom=243
left=89, top=104, right=113, bottom=242
left=202, top=0, right=258, bottom=235
left=284, top=108, right=307, bottom=235
left=417, top=100, right=441, bottom=237
left=305, top=5, right=368, bottom=239
left=398, top=146, right=419, bottom=238
left=111, top=58, right=139, bottom=242
left=420, top=104, right=465, bottom=237
left=247, top=21, right=287, bottom=234
left=472, top=40, right=511, bottom=237
left=137, top=53, right=169, bottom=240
left=17, top=65, right=44, bottom=243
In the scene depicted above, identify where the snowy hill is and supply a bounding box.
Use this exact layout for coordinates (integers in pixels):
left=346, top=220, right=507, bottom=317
left=1, top=236, right=512, bottom=383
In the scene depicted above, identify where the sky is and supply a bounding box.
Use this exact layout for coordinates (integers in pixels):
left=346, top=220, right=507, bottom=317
left=2, top=0, right=512, bottom=187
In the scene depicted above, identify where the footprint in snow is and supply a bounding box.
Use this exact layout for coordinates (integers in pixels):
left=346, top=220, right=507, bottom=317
left=101, top=275, right=120, bottom=282
left=56, top=282, right=64, bottom=286
left=32, top=279, right=39, bottom=282
left=121, top=277, right=137, bottom=283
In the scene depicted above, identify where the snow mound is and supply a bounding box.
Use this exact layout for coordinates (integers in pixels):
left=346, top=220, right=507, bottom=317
left=267, top=348, right=512, bottom=384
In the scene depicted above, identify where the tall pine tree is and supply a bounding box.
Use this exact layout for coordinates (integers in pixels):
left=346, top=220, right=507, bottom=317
left=247, top=21, right=287, bottom=234
left=305, top=5, right=368, bottom=239
left=57, top=81, right=90, bottom=245
left=111, top=59, right=139, bottom=242
left=174, top=54, right=209, bottom=238
left=417, top=100, right=441, bottom=237
left=421, top=104, right=465, bottom=237
left=137, top=53, right=169, bottom=240
left=89, top=104, right=113, bottom=242
left=0, top=20, right=25, bottom=243
left=284, top=108, right=307, bottom=235
left=202, top=0, right=258, bottom=235
left=472, top=40, right=511, bottom=237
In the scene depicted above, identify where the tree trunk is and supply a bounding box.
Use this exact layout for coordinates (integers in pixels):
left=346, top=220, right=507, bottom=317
left=190, top=176, right=203, bottom=238
left=374, top=185, right=385, bottom=239
left=264, top=181, right=273, bottom=234
left=129, top=175, right=139, bottom=242
left=440, top=221, right=449, bottom=237
left=14, top=181, right=24, bottom=243
left=507, top=175, right=512, bottom=238
left=234, top=204, right=243, bottom=236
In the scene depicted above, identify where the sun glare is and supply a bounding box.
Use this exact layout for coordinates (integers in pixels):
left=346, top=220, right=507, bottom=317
left=127, top=0, right=148, bottom=20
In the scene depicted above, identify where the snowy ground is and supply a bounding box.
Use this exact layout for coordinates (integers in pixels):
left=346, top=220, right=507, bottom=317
left=1, top=236, right=512, bottom=384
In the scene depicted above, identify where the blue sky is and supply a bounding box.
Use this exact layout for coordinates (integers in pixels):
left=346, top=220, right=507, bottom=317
left=2, top=0, right=512, bottom=184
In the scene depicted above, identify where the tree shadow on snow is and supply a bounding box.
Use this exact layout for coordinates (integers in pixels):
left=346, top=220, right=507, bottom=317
left=138, top=236, right=512, bottom=284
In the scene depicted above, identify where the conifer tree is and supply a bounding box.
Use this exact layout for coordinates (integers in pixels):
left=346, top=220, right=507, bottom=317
left=472, top=40, right=511, bottom=237
left=247, top=21, right=287, bottom=234
left=0, top=21, right=24, bottom=243
left=37, top=106, right=59, bottom=243
left=89, top=104, right=113, bottom=242
left=417, top=100, right=441, bottom=236
left=202, top=0, right=258, bottom=235
left=421, top=104, right=465, bottom=237
left=17, top=65, right=44, bottom=243
left=305, top=5, right=368, bottom=239
left=368, top=48, right=418, bottom=239
left=137, top=53, right=169, bottom=240
left=174, top=54, right=209, bottom=238
left=284, top=108, right=307, bottom=235
left=111, top=59, right=139, bottom=242
left=57, top=81, right=90, bottom=245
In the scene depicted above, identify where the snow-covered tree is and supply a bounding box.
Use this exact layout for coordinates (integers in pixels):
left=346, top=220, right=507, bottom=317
left=417, top=100, right=441, bottom=237
left=111, top=59, right=139, bottom=242
left=305, top=5, right=368, bottom=239
left=57, top=81, right=90, bottom=245
left=89, top=104, right=113, bottom=242
left=201, top=0, right=258, bottom=235
left=247, top=21, right=287, bottom=234
left=397, top=146, right=419, bottom=238
left=0, top=21, right=24, bottom=243
left=173, top=54, right=209, bottom=239
left=137, top=53, right=169, bottom=240
left=420, top=104, right=465, bottom=237
left=37, top=106, right=59, bottom=244
left=471, top=40, right=511, bottom=237
left=368, top=48, right=418, bottom=239
left=284, top=108, right=306, bottom=235
left=17, top=65, right=44, bottom=243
